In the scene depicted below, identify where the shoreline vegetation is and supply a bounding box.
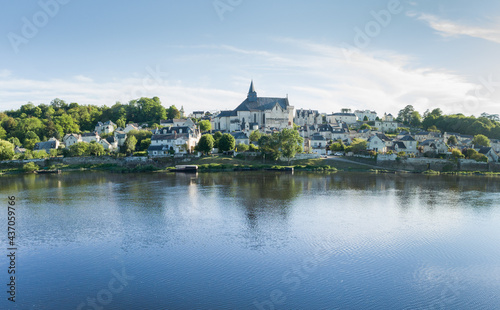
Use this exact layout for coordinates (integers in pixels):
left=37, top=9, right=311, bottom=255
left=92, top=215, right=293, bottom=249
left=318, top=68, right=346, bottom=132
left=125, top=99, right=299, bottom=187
left=1, top=155, right=499, bottom=177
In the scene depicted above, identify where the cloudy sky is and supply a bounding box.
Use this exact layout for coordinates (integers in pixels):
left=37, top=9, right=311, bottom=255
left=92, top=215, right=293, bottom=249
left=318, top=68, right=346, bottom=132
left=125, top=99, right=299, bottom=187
left=1, top=0, right=500, bottom=116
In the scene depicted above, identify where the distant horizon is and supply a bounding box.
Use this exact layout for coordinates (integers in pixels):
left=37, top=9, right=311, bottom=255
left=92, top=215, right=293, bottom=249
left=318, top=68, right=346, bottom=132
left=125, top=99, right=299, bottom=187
left=1, top=1, right=499, bottom=117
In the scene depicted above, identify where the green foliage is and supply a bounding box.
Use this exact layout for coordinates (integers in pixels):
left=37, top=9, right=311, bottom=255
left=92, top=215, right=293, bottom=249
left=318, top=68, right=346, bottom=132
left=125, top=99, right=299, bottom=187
left=447, top=135, right=458, bottom=146
left=166, top=105, right=180, bottom=120
left=140, top=138, right=151, bottom=151
left=23, top=131, right=40, bottom=150
left=330, top=140, right=345, bottom=152
left=199, top=120, right=211, bottom=132
left=397, top=151, right=406, bottom=157
left=88, top=142, right=105, bottom=156
left=422, top=113, right=500, bottom=139
left=124, top=135, right=137, bottom=154
left=359, top=124, right=371, bottom=130
left=32, top=150, right=49, bottom=159
left=127, top=130, right=152, bottom=151
left=23, top=162, right=39, bottom=172
left=279, top=128, right=303, bottom=164
left=0, top=126, right=6, bottom=140
left=219, top=133, right=236, bottom=152
left=0, top=140, right=15, bottom=160
left=196, top=134, right=214, bottom=155
left=8, top=137, right=21, bottom=147
left=451, top=148, right=464, bottom=159
left=70, top=142, right=90, bottom=157
left=248, top=144, right=259, bottom=152
left=249, top=130, right=262, bottom=143
left=350, top=138, right=368, bottom=154
left=472, top=134, right=490, bottom=147
left=212, top=131, right=223, bottom=149
left=235, top=143, right=249, bottom=152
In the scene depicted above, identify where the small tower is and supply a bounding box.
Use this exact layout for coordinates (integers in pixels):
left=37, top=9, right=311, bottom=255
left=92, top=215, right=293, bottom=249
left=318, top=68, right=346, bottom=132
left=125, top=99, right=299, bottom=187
left=180, top=105, right=185, bottom=118
left=247, top=80, right=257, bottom=102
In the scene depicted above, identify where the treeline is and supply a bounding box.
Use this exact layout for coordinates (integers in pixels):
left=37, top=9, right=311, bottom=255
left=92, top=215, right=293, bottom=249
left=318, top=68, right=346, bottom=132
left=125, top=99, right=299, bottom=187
left=396, top=106, right=500, bottom=139
left=0, top=97, right=181, bottom=148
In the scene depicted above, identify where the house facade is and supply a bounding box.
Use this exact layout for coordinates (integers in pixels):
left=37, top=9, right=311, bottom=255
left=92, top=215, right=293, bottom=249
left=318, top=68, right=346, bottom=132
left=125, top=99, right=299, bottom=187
left=95, top=121, right=116, bottom=135
left=81, top=132, right=100, bottom=143
left=63, top=134, right=82, bottom=147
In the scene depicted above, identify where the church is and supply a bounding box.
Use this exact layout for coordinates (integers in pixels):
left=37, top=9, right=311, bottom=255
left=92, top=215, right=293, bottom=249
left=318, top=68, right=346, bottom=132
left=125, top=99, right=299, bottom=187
left=211, top=81, right=294, bottom=132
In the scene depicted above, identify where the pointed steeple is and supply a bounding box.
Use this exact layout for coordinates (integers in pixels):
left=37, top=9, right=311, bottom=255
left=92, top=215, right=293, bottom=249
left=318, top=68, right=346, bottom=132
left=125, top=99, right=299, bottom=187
left=247, top=80, right=257, bottom=102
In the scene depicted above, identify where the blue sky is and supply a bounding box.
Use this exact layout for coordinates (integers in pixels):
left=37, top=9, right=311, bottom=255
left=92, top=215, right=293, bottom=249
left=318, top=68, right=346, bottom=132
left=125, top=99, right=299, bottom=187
left=1, top=0, right=500, bottom=117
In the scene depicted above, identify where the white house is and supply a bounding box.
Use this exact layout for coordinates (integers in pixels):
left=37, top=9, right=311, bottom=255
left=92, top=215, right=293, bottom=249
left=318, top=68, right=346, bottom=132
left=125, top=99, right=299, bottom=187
left=81, top=132, right=100, bottom=143
left=327, top=112, right=357, bottom=124
left=211, top=81, right=294, bottom=132
left=295, top=109, right=322, bottom=127
left=231, top=131, right=250, bottom=145
left=63, top=133, right=82, bottom=147
left=311, top=134, right=327, bottom=155
left=95, top=121, right=116, bottom=135
left=354, top=110, right=377, bottom=122
left=114, top=131, right=127, bottom=146
left=123, top=124, right=139, bottom=133
left=148, top=125, right=201, bottom=156
left=375, top=120, right=398, bottom=133
left=367, top=135, right=388, bottom=153
left=397, top=135, right=417, bottom=154
left=99, top=139, right=116, bottom=152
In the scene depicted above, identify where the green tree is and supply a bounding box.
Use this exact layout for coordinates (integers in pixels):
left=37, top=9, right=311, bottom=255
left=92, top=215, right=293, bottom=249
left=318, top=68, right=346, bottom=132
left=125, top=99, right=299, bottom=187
left=124, top=136, right=137, bottom=154
left=88, top=142, right=105, bottom=156
left=472, top=134, right=490, bottom=147
left=24, top=131, right=40, bottom=150
left=0, top=140, right=15, bottom=160
left=127, top=130, right=152, bottom=150
left=249, top=130, right=262, bottom=143
left=235, top=143, right=249, bottom=152
left=359, top=124, right=372, bottom=130
left=350, top=138, right=368, bottom=154
left=451, top=148, right=464, bottom=159
left=330, top=140, right=345, bottom=152
left=397, top=105, right=415, bottom=125
left=140, top=138, right=151, bottom=151
left=363, top=116, right=369, bottom=121
left=279, top=128, right=303, bottom=164
left=212, top=131, right=223, bottom=149
left=8, top=137, right=21, bottom=147
left=447, top=135, right=458, bottom=146
left=70, top=142, right=90, bottom=157
left=0, top=126, right=6, bottom=140
left=167, top=105, right=180, bottom=120
left=410, top=111, right=422, bottom=127
left=23, top=162, right=39, bottom=172
left=218, top=133, right=236, bottom=152
left=196, top=134, right=214, bottom=155
left=199, top=120, right=211, bottom=132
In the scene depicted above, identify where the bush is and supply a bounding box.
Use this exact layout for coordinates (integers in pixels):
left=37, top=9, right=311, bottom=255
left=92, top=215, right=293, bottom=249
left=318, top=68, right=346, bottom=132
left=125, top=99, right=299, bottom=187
left=23, top=162, right=39, bottom=172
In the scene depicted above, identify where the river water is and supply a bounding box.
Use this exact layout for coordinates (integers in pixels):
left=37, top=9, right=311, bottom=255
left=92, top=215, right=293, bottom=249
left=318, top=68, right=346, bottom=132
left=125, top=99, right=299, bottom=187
left=1, top=171, right=499, bottom=309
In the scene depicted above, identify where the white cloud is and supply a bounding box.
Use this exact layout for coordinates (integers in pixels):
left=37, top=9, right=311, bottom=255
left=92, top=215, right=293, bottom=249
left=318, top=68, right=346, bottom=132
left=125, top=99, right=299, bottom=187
left=0, top=39, right=498, bottom=116
left=414, top=13, right=500, bottom=44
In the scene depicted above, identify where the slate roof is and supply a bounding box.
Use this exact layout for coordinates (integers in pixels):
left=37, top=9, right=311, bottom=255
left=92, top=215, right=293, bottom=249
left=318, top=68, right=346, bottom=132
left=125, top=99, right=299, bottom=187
left=234, top=97, right=289, bottom=112
left=34, top=140, right=57, bottom=150
left=311, top=134, right=326, bottom=141
left=478, top=147, right=493, bottom=155
left=148, top=145, right=169, bottom=151
left=231, top=132, right=249, bottom=139
left=394, top=142, right=406, bottom=149
left=82, top=132, right=99, bottom=137
left=332, top=113, right=356, bottom=116
left=399, top=135, right=416, bottom=141
left=217, top=110, right=238, bottom=117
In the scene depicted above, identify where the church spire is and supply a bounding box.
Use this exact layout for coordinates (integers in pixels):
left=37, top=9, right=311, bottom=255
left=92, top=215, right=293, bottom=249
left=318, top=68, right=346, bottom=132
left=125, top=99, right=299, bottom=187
left=247, top=80, right=257, bottom=102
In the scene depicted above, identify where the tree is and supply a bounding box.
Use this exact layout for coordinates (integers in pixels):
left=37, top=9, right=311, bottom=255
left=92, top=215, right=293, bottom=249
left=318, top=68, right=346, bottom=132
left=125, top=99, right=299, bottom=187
left=258, top=133, right=281, bottom=160
left=447, top=135, right=458, bottom=146
left=0, top=126, right=6, bottom=140
left=8, top=137, right=21, bottom=147
left=24, top=131, right=40, bottom=150
left=196, top=134, right=214, bottom=155
left=140, top=138, right=151, bottom=151
left=330, top=140, right=345, bottom=152
left=249, top=130, right=262, bottom=143
left=410, top=111, right=422, bottom=127
left=427, top=125, right=440, bottom=133
left=359, top=124, right=371, bottom=130
left=397, top=105, right=415, bottom=125
left=0, top=140, right=15, bottom=160
left=23, top=162, right=39, bottom=172
left=350, top=138, right=368, bottom=154
left=88, top=142, right=105, bottom=156
left=218, top=133, right=235, bottom=152
left=70, top=142, right=90, bottom=157
left=199, top=120, right=211, bottom=132
left=472, top=134, right=490, bottom=147
left=127, top=130, right=152, bottom=150
left=279, top=128, right=303, bottom=164
left=167, top=105, right=180, bottom=120
left=124, top=136, right=137, bottom=154
left=212, top=131, right=223, bottom=149
left=235, top=143, right=249, bottom=152
left=451, top=148, right=464, bottom=159
left=363, top=116, right=369, bottom=121
left=116, top=118, right=126, bottom=129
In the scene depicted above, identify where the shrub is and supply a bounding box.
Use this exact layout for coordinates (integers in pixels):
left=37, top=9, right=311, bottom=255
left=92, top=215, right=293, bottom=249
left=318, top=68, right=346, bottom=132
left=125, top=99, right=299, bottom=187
left=23, top=162, right=39, bottom=172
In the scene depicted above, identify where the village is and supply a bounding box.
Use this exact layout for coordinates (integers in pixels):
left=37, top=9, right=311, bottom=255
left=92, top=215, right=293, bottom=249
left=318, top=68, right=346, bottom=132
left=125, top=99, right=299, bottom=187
left=2, top=81, right=500, bottom=171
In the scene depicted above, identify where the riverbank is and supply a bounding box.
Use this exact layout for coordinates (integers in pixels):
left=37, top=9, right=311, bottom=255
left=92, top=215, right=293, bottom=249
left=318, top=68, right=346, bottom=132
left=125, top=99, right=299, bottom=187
left=1, top=155, right=500, bottom=177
